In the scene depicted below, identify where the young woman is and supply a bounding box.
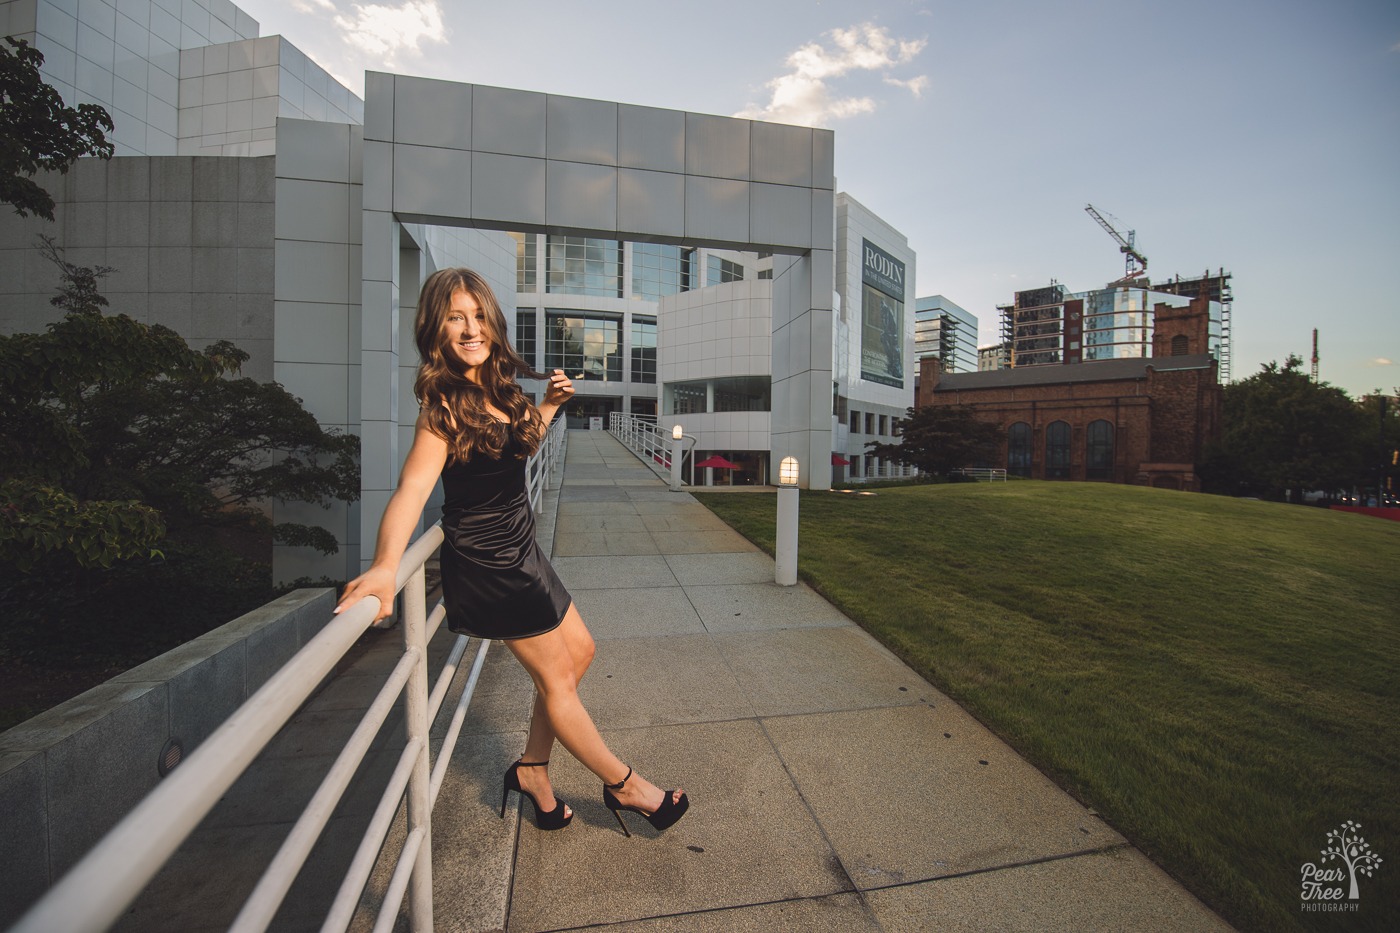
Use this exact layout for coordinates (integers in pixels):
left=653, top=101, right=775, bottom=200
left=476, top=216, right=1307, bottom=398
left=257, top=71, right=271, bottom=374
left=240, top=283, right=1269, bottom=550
left=336, top=267, right=687, bottom=836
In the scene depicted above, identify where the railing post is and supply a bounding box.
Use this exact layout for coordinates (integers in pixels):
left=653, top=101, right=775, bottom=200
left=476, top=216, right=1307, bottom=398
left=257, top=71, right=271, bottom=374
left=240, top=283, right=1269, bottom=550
left=400, top=563, right=434, bottom=932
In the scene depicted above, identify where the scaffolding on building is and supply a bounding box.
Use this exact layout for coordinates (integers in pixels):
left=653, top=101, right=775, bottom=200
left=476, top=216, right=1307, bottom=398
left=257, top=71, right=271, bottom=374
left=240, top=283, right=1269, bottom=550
left=997, top=271, right=1232, bottom=376
left=999, top=283, right=1068, bottom=368
left=1149, top=269, right=1233, bottom=382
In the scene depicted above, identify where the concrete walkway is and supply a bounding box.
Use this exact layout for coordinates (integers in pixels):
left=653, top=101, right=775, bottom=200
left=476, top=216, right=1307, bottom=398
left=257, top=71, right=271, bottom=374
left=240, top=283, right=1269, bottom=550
left=111, top=429, right=1233, bottom=931
left=438, top=430, right=1232, bottom=932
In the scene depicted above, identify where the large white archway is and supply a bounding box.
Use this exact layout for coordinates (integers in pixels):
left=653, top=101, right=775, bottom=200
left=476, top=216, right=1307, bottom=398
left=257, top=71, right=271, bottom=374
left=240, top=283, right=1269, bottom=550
left=358, top=73, right=836, bottom=556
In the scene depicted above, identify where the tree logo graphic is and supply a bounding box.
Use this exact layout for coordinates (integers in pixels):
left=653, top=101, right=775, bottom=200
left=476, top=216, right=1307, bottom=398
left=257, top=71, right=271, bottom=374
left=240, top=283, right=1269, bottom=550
left=1301, top=820, right=1383, bottom=910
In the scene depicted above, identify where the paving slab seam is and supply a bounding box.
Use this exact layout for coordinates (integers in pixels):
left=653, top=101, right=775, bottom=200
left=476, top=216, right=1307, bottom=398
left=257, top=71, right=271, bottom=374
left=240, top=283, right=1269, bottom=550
left=750, top=715, right=886, bottom=929
left=521, top=891, right=877, bottom=933
left=853, top=841, right=1136, bottom=893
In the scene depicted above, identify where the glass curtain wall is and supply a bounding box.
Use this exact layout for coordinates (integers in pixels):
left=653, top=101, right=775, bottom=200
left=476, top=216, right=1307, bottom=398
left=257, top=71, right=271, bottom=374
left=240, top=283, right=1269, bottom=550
left=632, top=244, right=695, bottom=301
left=706, top=255, right=745, bottom=286
left=510, top=232, right=537, bottom=291
left=546, top=312, right=623, bottom=381
left=631, top=316, right=656, bottom=383
left=547, top=237, right=623, bottom=297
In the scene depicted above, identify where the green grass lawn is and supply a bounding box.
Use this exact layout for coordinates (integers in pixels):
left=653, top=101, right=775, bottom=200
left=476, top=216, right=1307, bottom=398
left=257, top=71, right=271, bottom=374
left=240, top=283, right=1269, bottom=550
left=694, top=483, right=1399, bottom=933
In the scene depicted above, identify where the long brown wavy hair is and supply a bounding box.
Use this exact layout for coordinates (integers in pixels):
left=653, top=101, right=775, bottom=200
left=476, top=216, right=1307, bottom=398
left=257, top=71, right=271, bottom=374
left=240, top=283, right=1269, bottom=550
left=413, top=267, right=548, bottom=461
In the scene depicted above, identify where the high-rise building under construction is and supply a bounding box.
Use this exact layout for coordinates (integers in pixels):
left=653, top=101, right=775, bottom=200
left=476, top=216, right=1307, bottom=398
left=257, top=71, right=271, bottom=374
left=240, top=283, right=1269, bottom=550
left=998, top=270, right=1233, bottom=380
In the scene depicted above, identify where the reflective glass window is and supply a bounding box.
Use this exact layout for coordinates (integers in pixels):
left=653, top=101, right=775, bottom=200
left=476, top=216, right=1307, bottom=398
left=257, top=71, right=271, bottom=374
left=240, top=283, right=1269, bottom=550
left=1046, top=420, right=1071, bottom=479
left=545, top=311, right=622, bottom=381
left=510, top=232, right=536, bottom=292
left=668, top=382, right=706, bottom=415
left=1086, top=420, right=1113, bottom=480
left=706, top=255, right=744, bottom=286
left=546, top=236, right=622, bottom=297
left=1008, top=422, right=1031, bottom=477
left=516, top=311, right=536, bottom=369
left=631, top=316, right=657, bottom=384
left=713, top=376, right=770, bottom=412
left=663, top=376, right=771, bottom=414
left=632, top=243, right=694, bottom=301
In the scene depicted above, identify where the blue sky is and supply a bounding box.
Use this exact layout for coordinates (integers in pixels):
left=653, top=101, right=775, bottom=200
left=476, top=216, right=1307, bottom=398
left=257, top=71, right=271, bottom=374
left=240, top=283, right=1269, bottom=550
left=236, top=0, right=1399, bottom=397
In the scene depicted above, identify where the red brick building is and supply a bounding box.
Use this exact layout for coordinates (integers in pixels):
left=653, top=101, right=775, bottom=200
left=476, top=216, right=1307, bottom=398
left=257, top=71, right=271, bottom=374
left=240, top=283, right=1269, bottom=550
left=918, top=295, right=1222, bottom=490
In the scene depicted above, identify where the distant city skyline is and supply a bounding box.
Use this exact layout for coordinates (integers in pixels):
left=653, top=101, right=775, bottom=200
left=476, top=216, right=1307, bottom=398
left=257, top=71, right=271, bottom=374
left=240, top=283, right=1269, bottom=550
left=233, top=0, right=1399, bottom=397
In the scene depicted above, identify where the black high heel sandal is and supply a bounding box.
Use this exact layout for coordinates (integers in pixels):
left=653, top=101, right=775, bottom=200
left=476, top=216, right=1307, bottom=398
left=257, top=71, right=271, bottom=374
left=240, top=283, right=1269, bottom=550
left=602, top=766, right=689, bottom=837
left=501, top=759, right=572, bottom=830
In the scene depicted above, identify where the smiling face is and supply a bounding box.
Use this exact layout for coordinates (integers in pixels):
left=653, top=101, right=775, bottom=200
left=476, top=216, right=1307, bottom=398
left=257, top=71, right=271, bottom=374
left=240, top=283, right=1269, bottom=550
left=442, top=288, right=493, bottom=380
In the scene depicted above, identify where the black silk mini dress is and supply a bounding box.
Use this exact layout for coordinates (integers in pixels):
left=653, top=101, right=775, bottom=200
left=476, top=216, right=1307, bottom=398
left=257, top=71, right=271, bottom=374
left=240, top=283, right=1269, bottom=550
left=438, top=434, right=571, bottom=640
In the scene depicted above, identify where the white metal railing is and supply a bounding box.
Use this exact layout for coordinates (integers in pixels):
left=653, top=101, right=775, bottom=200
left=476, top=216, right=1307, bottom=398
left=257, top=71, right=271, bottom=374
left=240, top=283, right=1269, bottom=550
left=851, top=464, right=918, bottom=481
left=953, top=467, right=1008, bottom=482
left=9, top=418, right=567, bottom=933
left=610, top=411, right=677, bottom=476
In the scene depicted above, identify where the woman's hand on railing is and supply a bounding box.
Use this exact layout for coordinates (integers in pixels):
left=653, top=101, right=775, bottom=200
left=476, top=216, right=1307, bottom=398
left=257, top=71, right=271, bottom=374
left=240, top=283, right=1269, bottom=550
left=335, top=564, right=398, bottom=622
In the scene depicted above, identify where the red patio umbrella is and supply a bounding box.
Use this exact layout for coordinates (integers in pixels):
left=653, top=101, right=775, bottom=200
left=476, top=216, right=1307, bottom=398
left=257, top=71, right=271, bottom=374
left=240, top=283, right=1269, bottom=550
left=831, top=453, right=851, bottom=466
left=695, top=455, right=740, bottom=470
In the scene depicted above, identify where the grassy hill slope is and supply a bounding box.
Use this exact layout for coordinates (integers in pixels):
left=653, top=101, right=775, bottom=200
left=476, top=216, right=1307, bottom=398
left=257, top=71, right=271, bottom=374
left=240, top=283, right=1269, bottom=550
left=696, top=483, right=1399, bottom=933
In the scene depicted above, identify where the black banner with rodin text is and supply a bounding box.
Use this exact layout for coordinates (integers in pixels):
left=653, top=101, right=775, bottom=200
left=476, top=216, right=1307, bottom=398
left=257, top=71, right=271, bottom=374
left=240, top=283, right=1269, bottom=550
left=860, top=239, right=906, bottom=388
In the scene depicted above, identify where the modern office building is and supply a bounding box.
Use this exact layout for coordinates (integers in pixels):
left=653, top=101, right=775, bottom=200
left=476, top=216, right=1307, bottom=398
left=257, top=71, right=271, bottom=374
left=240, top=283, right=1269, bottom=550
left=507, top=233, right=765, bottom=430
left=998, top=274, right=1230, bottom=374
left=978, top=342, right=1009, bottom=371
left=653, top=193, right=918, bottom=486
left=0, top=0, right=916, bottom=578
left=913, top=295, right=977, bottom=373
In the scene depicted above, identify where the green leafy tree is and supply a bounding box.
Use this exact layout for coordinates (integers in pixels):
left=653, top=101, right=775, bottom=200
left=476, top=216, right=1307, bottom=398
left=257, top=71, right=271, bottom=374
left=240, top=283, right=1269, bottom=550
left=1201, top=355, right=1369, bottom=500
left=865, top=405, right=1002, bottom=478
left=0, top=241, right=358, bottom=659
left=0, top=36, right=114, bottom=221
left=1356, top=390, right=1400, bottom=500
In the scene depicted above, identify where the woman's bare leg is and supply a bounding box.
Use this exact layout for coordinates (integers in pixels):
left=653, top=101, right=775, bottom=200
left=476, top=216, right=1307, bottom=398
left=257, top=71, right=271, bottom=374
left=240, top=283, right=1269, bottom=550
left=510, top=604, right=595, bottom=816
left=505, top=603, right=682, bottom=816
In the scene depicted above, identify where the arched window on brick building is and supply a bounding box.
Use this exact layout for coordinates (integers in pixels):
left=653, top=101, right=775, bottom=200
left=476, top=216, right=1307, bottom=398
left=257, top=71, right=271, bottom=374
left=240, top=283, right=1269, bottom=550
left=1007, top=422, right=1031, bottom=477
left=1171, top=334, right=1189, bottom=356
left=1046, top=421, right=1071, bottom=479
left=1086, top=419, right=1114, bottom=480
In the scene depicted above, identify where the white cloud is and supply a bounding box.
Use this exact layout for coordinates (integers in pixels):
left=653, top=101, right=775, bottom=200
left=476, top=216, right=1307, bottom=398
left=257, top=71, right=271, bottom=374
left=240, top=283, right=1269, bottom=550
left=884, top=74, right=930, bottom=98
left=735, top=23, right=927, bottom=126
left=291, top=0, right=337, bottom=12
left=1367, top=357, right=1394, bottom=367
left=331, top=1, right=447, bottom=66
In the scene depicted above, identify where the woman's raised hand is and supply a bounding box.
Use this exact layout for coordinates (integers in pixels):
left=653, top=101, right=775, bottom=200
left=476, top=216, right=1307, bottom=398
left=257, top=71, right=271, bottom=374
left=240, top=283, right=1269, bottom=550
left=543, top=369, right=575, bottom=407
left=335, top=564, right=398, bottom=622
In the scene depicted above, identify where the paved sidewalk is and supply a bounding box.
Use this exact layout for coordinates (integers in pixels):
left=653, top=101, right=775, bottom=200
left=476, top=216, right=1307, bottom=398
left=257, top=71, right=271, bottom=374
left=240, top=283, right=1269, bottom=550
left=433, top=430, right=1232, bottom=932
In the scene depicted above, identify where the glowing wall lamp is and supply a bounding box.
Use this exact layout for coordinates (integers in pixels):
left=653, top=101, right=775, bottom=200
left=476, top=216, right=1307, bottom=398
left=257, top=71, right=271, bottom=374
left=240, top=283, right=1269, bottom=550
left=670, top=423, right=685, bottom=492
left=776, top=456, right=799, bottom=585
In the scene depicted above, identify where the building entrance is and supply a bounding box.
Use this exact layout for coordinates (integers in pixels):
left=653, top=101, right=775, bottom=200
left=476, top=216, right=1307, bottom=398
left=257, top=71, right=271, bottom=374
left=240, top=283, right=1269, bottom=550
left=567, top=396, right=621, bottom=429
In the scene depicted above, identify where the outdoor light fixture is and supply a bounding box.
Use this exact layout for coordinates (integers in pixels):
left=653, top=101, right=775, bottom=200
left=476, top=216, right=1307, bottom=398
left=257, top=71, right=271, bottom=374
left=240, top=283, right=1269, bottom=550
left=776, top=456, right=800, bottom=585
left=157, top=737, right=184, bottom=777
left=779, top=456, right=800, bottom=486
left=669, top=423, right=685, bottom=492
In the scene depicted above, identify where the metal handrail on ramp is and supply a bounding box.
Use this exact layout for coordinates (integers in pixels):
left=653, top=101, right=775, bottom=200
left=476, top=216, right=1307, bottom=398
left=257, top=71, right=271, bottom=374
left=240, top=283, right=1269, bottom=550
left=9, top=419, right=567, bottom=933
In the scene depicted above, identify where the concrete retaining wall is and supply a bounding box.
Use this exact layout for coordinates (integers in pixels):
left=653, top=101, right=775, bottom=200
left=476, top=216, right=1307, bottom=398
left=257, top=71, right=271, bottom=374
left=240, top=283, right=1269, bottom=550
left=0, top=587, right=336, bottom=928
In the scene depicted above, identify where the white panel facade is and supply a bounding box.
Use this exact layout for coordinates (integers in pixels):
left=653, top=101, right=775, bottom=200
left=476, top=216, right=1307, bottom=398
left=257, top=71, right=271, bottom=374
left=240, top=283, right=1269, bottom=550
left=0, top=155, right=275, bottom=379
left=10, top=0, right=260, bottom=156
left=834, top=192, right=917, bottom=482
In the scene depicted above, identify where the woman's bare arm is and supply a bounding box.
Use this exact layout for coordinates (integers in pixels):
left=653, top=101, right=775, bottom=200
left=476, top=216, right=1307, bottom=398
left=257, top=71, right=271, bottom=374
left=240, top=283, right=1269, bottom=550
left=536, top=369, right=575, bottom=425
left=335, top=411, right=448, bottom=621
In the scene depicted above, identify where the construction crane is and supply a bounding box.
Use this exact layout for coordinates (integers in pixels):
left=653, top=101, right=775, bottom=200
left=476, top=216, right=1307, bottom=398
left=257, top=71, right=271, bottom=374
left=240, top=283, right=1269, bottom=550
left=1084, top=204, right=1148, bottom=283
